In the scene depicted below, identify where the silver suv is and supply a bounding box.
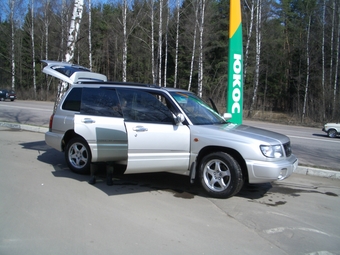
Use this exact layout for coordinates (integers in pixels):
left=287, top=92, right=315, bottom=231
left=43, top=60, right=298, bottom=198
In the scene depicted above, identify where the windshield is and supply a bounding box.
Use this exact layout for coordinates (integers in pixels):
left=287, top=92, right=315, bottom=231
left=170, top=91, right=227, bottom=125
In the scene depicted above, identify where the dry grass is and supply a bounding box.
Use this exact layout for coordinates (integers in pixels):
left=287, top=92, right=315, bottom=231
left=243, top=110, right=324, bottom=128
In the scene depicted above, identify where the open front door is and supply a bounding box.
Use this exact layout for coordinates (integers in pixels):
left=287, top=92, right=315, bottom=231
left=74, top=88, right=128, bottom=163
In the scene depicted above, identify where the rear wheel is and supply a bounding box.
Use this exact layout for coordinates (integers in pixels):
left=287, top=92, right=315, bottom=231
left=65, top=137, right=91, bottom=174
left=328, top=129, right=337, bottom=138
left=199, top=152, right=243, bottom=198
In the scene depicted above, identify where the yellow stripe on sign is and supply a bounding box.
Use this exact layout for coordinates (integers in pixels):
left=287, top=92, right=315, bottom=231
left=229, top=0, right=241, bottom=38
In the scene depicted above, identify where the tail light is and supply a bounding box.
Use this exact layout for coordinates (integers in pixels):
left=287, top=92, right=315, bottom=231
left=49, top=114, right=54, bottom=131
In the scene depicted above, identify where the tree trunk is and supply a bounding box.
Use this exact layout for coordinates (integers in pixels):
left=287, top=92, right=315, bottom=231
left=151, top=0, right=156, bottom=84
left=31, top=0, right=36, bottom=100
left=174, top=0, right=180, bottom=88
left=333, top=3, right=340, bottom=120
left=122, top=0, right=127, bottom=82
left=10, top=0, right=15, bottom=91
left=188, top=0, right=198, bottom=92
left=65, top=0, right=84, bottom=63
left=158, top=0, right=163, bottom=86
left=164, top=3, right=170, bottom=87
left=88, top=0, right=92, bottom=71
left=302, top=15, right=311, bottom=122
left=248, top=0, right=261, bottom=117
left=243, top=0, right=255, bottom=84
left=197, top=0, right=206, bottom=98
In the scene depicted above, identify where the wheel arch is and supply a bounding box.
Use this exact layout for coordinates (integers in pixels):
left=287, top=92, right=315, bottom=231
left=196, top=146, right=249, bottom=183
left=62, top=129, right=80, bottom=151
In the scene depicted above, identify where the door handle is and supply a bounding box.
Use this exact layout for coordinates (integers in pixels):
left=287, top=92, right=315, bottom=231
left=82, top=118, right=95, bottom=124
left=133, top=126, right=148, bottom=132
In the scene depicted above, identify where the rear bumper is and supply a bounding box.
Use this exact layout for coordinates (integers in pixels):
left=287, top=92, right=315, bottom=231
left=45, top=131, right=63, bottom=152
left=246, top=155, right=298, bottom=184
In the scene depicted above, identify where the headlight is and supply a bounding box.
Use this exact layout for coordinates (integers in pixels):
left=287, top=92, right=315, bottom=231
left=260, top=145, right=284, bottom=158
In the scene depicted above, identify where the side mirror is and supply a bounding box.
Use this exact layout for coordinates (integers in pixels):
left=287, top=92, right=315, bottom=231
left=174, top=113, right=185, bottom=125
left=222, top=113, right=232, bottom=120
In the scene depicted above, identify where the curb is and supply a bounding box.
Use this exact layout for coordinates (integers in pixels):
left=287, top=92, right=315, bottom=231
left=295, top=166, right=340, bottom=179
left=0, top=122, right=48, bottom=134
left=1, top=121, right=339, bottom=180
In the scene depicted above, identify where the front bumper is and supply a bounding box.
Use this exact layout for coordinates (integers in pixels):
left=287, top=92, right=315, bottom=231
left=246, top=155, right=298, bottom=184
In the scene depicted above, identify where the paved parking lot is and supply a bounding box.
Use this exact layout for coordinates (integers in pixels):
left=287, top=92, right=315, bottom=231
left=1, top=127, right=340, bottom=255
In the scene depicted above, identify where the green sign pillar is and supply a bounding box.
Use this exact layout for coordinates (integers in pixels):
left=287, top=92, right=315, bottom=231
left=227, top=0, right=243, bottom=124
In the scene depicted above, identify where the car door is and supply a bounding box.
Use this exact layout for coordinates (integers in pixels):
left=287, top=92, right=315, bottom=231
left=74, top=87, right=128, bottom=163
left=117, top=88, right=191, bottom=174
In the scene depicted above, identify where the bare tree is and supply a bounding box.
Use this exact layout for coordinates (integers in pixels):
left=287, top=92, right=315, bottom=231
left=151, top=0, right=156, bottom=84
left=31, top=0, right=36, bottom=99
left=197, top=0, right=206, bottom=98
left=65, top=0, right=84, bottom=63
left=163, top=2, right=170, bottom=87
left=333, top=2, right=340, bottom=119
left=122, top=0, right=128, bottom=82
left=88, top=0, right=92, bottom=70
left=158, top=0, right=163, bottom=86
left=248, top=0, right=262, bottom=117
left=243, top=0, right=255, bottom=83
left=173, top=0, right=180, bottom=88
left=188, top=0, right=198, bottom=92
left=302, top=14, right=311, bottom=122
left=321, top=0, right=326, bottom=121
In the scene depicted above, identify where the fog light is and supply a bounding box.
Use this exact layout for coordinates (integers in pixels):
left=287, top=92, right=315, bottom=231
left=278, top=168, right=287, bottom=180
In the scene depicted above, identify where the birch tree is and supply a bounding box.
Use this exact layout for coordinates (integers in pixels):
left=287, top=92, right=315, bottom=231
left=151, top=0, right=156, bottom=84
left=173, top=0, right=180, bottom=87
left=122, top=0, right=127, bottom=81
left=244, top=0, right=255, bottom=84
left=65, top=0, right=84, bottom=63
left=197, top=0, right=206, bottom=98
left=158, top=0, right=163, bottom=86
left=188, top=0, right=198, bottom=92
left=30, top=0, right=37, bottom=99
left=88, top=0, right=92, bottom=70
left=333, top=2, right=340, bottom=119
left=248, top=0, right=262, bottom=117
left=163, top=2, right=170, bottom=87
left=302, top=14, right=311, bottom=122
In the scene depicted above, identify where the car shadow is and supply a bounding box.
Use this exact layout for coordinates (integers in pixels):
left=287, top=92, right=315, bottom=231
left=20, top=140, right=272, bottom=200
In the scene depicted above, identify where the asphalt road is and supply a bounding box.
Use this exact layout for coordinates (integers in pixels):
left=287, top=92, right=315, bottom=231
left=0, top=100, right=339, bottom=171
left=1, top=127, right=340, bottom=254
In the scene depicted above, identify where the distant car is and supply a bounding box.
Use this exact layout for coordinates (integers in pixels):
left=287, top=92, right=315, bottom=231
left=0, top=89, right=16, bottom=101
left=322, top=123, right=340, bottom=138
left=0, top=89, right=9, bottom=101
left=8, top=90, right=16, bottom=101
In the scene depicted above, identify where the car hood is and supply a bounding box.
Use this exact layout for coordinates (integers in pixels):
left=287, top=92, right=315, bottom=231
left=190, top=123, right=290, bottom=145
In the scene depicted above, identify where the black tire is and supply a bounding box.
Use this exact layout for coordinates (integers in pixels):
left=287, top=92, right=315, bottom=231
left=65, top=137, right=91, bottom=174
left=199, top=152, right=243, bottom=198
left=328, top=129, right=337, bottom=138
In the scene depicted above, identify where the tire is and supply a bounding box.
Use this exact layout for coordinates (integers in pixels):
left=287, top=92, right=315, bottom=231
left=65, top=137, right=91, bottom=174
left=199, top=152, right=243, bottom=198
left=328, top=129, right=337, bottom=138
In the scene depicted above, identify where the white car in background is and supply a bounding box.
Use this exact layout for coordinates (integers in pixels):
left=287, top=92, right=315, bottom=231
left=322, top=123, right=340, bottom=138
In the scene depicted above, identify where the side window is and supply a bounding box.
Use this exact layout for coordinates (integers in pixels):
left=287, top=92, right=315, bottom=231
left=117, top=89, right=174, bottom=124
left=62, top=87, right=82, bottom=111
left=80, top=87, right=122, bottom=117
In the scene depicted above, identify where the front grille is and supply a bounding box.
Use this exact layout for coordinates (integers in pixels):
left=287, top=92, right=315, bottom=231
left=283, top=142, right=292, bottom=157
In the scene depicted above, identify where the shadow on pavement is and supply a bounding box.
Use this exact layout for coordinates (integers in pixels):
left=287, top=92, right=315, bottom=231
left=20, top=140, right=272, bottom=200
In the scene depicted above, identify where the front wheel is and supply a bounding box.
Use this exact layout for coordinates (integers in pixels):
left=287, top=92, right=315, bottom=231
left=65, top=137, right=91, bottom=174
left=328, top=129, right=337, bottom=138
left=199, top=152, right=243, bottom=198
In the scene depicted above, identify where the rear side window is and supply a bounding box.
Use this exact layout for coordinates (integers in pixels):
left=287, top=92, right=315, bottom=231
left=117, top=89, right=174, bottom=124
left=80, top=87, right=122, bottom=118
left=62, top=87, right=82, bottom=111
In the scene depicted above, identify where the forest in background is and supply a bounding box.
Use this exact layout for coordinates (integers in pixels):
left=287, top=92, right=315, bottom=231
left=0, top=0, right=339, bottom=124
